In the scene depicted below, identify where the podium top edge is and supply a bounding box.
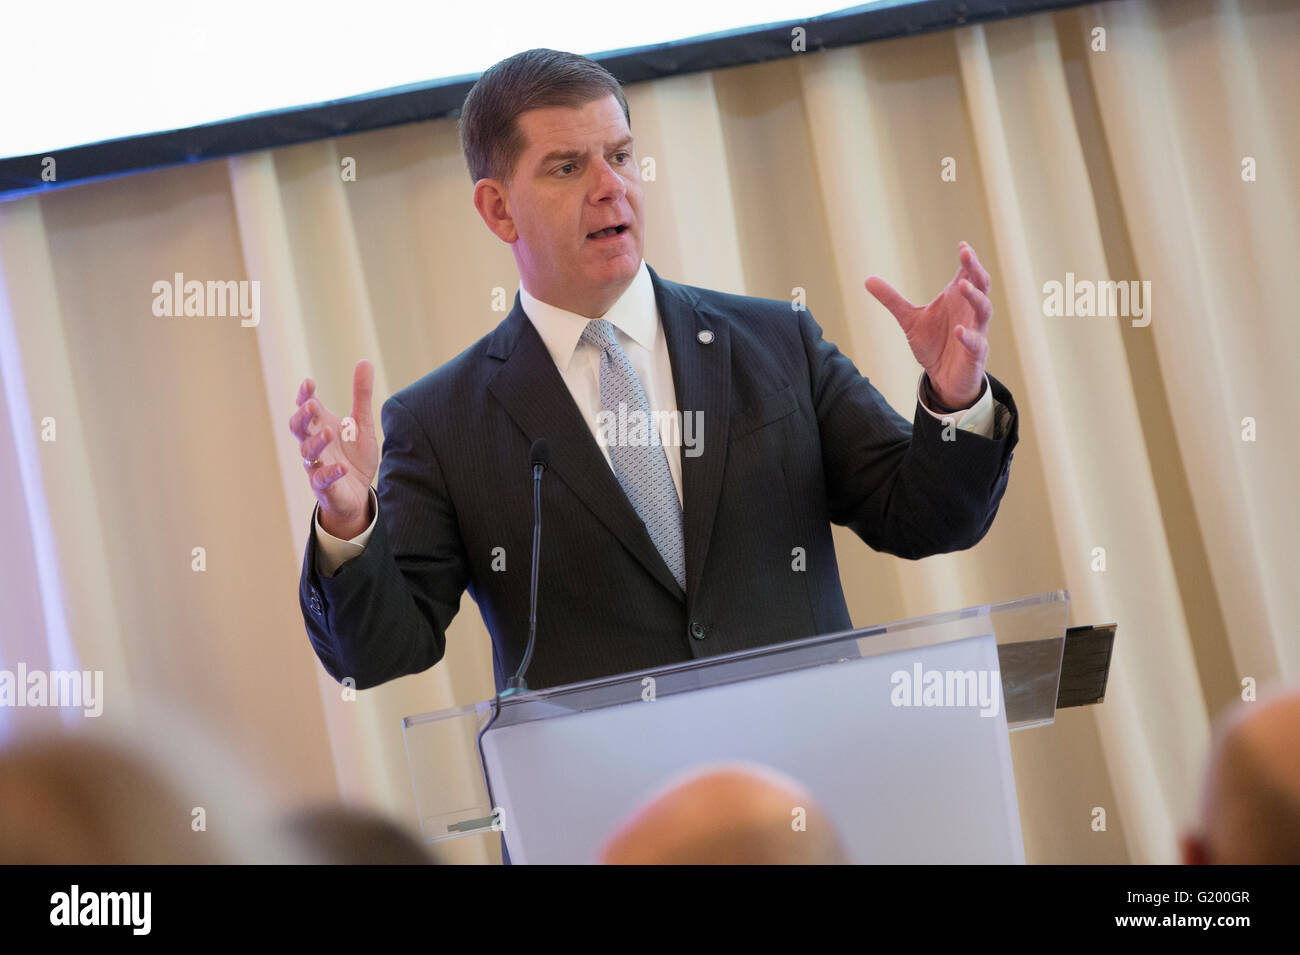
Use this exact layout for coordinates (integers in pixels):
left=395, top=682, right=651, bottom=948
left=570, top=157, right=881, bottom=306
left=402, top=590, right=1070, bottom=728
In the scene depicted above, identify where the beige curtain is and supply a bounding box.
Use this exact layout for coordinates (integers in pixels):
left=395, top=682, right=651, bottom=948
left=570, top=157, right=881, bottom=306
left=1, top=0, right=1294, bottom=864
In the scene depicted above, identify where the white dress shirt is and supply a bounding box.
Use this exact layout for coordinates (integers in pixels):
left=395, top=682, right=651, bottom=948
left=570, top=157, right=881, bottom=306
left=521, top=259, right=684, bottom=506
left=313, top=259, right=997, bottom=576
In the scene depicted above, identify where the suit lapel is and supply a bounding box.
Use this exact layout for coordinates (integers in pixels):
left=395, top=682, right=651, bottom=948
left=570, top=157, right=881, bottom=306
left=649, top=265, right=731, bottom=603
left=486, top=286, right=685, bottom=601
left=485, top=264, right=731, bottom=606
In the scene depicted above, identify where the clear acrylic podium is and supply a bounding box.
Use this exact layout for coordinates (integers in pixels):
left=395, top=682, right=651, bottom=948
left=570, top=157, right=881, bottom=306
left=403, top=591, right=1070, bottom=864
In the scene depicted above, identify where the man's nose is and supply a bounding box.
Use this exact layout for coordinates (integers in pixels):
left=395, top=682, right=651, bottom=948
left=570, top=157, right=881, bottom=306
left=589, top=158, right=627, bottom=201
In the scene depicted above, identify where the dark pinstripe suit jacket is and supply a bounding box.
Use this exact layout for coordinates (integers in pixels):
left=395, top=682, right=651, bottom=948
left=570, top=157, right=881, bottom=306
left=298, top=263, right=1019, bottom=692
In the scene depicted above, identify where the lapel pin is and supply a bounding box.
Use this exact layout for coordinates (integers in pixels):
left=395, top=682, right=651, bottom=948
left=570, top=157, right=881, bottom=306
left=697, top=329, right=715, bottom=344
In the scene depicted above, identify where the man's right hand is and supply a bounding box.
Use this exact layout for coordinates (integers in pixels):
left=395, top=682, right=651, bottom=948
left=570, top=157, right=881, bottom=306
left=290, top=360, right=379, bottom=540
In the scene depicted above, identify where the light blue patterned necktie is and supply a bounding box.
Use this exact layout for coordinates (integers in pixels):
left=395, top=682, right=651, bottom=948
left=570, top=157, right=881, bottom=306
left=580, top=318, right=686, bottom=591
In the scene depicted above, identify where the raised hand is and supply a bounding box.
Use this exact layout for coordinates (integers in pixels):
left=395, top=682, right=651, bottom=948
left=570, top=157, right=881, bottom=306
left=289, top=360, right=379, bottom=539
left=864, top=241, right=993, bottom=408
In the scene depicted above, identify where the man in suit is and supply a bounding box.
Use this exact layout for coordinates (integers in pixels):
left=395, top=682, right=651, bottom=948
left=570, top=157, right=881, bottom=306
left=291, top=49, right=1018, bottom=694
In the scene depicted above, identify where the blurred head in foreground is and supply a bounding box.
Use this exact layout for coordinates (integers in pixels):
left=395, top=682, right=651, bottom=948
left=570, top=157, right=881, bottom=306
left=0, top=709, right=317, bottom=864
left=0, top=733, right=234, bottom=864
left=0, top=723, right=439, bottom=864
left=598, top=762, right=847, bottom=864
left=1181, top=688, right=1300, bottom=864
left=283, top=806, right=435, bottom=864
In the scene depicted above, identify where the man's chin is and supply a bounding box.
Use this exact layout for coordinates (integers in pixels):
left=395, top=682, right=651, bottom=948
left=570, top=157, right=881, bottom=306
left=589, top=250, right=640, bottom=282
left=576, top=267, right=632, bottom=297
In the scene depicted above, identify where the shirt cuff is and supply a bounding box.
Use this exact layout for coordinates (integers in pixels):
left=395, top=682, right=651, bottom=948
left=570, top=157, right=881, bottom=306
left=314, top=486, right=378, bottom=577
left=917, top=372, right=995, bottom=438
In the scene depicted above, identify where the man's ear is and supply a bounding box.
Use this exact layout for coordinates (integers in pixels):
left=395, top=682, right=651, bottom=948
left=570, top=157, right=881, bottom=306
left=472, top=179, right=517, bottom=243
left=1179, top=831, right=1211, bottom=865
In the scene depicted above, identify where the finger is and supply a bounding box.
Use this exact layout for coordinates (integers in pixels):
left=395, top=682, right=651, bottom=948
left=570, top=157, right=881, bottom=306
left=351, top=360, right=375, bottom=435
left=288, top=400, right=310, bottom=440
left=864, top=276, right=915, bottom=324
left=959, top=242, right=991, bottom=294
left=954, top=324, right=988, bottom=361
left=954, top=246, right=982, bottom=293
left=296, top=377, right=316, bottom=407
left=950, top=243, right=973, bottom=288
left=959, top=279, right=993, bottom=332
left=310, top=461, right=347, bottom=492
left=301, top=425, right=333, bottom=463
left=288, top=399, right=319, bottom=441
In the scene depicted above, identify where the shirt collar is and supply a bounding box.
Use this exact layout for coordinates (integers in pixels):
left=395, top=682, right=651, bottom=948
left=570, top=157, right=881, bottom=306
left=518, top=259, right=657, bottom=371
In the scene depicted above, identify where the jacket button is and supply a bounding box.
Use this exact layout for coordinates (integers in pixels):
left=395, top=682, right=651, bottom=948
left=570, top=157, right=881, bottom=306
left=310, top=591, right=323, bottom=616
left=690, top=621, right=706, bottom=640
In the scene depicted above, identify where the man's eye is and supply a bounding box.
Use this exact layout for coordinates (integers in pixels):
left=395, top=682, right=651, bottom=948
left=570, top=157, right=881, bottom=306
left=613, top=152, right=630, bottom=163
left=557, top=162, right=576, bottom=175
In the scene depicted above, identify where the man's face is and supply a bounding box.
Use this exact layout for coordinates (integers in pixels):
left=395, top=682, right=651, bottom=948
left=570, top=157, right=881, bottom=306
left=479, top=94, right=644, bottom=318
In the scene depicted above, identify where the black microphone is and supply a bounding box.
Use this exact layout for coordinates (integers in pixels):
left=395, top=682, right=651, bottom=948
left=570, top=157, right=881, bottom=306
left=504, top=438, right=550, bottom=694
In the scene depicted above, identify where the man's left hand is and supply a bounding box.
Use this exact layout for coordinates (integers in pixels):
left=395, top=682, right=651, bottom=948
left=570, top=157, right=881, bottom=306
left=864, top=241, right=993, bottom=408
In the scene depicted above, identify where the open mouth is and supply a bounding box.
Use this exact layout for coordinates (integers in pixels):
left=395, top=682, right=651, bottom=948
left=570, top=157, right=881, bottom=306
left=587, top=224, right=629, bottom=240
